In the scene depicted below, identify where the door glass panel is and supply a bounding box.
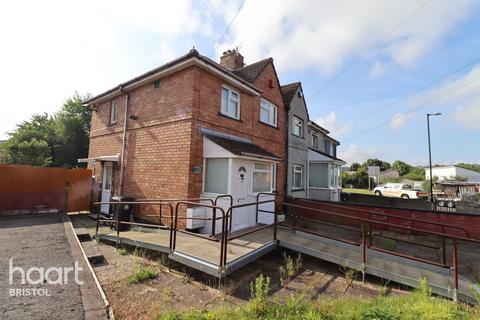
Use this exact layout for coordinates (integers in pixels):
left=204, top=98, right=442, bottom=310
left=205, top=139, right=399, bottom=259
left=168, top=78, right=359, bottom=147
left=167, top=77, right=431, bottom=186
left=253, top=172, right=271, bottom=192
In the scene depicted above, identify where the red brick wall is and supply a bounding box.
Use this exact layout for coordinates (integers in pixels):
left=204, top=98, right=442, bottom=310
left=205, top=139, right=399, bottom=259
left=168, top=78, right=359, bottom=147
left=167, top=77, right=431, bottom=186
left=88, top=61, right=286, bottom=228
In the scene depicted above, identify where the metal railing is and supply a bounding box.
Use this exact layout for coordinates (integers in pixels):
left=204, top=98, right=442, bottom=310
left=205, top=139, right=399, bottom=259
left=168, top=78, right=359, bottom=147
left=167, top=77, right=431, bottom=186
left=212, top=195, right=233, bottom=236
left=278, top=202, right=480, bottom=300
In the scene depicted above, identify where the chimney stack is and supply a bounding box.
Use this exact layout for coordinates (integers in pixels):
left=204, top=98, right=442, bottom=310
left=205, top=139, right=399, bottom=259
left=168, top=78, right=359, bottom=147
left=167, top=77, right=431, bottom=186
left=219, top=49, right=245, bottom=71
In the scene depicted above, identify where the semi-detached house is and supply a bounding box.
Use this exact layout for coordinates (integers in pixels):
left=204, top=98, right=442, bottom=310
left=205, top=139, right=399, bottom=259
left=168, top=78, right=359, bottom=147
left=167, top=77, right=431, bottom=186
left=84, top=49, right=285, bottom=233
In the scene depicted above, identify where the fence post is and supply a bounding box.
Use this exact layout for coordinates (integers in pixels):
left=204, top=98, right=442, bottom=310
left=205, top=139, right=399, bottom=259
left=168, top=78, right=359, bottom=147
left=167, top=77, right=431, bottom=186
left=273, top=203, right=278, bottom=241
left=361, top=223, right=366, bottom=283
left=211, top=207, right=216, bottom=237
left=441, top=226, right=447, bottom=266
left=452, top=239, right=458, bottom=302
left=115, top=201, right=120, bottom=249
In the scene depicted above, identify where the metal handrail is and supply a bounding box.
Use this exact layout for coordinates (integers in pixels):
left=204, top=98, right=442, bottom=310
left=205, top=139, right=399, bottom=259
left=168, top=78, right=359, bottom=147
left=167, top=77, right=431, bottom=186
left=212, top=195, right=233, bottom=236
left=278, top=202, right=480, bottom=300
left=223, top=199, right=277, bottom=265
left=255, top=192, right=277, bottom=224
left=296, top=198, right=471, bottom=238
left=173, top=201, right=227, bottom=267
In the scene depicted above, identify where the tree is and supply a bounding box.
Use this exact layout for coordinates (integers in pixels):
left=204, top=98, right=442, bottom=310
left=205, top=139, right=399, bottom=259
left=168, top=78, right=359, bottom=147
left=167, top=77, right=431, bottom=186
left=392, top=160, right=411, bottom=176
left=456, top=163, right=480, bottom=173
left=0, top=93, right=91, bottom=167
left=53, top=93, right=92, bottom=167
left=350, top=162, right=361, bottom=171
left=362, top=159, right=391, bottom=171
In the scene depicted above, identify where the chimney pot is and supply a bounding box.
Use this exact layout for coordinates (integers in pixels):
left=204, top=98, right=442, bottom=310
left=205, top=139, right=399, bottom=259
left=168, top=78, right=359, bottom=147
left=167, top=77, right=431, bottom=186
left=219, top=49, right=245, bottom=71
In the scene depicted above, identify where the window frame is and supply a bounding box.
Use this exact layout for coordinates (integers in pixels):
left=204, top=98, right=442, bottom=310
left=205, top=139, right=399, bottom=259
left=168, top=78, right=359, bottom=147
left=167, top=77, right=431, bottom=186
left=109, top=101, right=117, bottom=125
left=311, top=132, right=318, bottom=148
left=220, top=85, right=241, bottom=120
left=292, top=116, right=303, bottom=137
left=292, top=165, right=303, bottom=190
left=308, top=162, right=330, bottom=189
left=259, top=98, right=278, bottom=127
left=252, top=161, right=274, bottom=193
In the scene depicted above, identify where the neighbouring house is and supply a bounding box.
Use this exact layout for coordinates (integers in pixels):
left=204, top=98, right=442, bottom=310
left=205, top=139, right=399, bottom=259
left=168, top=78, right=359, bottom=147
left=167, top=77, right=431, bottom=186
left=281, top=82, right=345, bottom=201
left=83, top=49, right=286, bottom=233
left=425, top=165, right=480, bottom=183
left=307, top=121, right=345, bottom=201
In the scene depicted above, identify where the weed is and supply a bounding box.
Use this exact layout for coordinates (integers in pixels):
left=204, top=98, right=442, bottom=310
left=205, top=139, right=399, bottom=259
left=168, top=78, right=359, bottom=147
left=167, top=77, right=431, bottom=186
left=162, top=287, right=173, bottom=300
left=248, top=274, right=271, bottom=315
left=470, top=283, right=480, bottom=305
left=128, top=263, right=158, bottom=284
left=279, top=252, right=302, bottom=286
left=340, top=266, right=358, bottom=283
left=182, top=272, right=192, bottom=284
left=117, top=247, right=128, bottom=256
left=133, top=247, right=141, bottom=257
left=417, top=277, right=432, bottom=297
left=361, top=302, right=400, bottom=320
left=158, top=253, right=170, bottom=268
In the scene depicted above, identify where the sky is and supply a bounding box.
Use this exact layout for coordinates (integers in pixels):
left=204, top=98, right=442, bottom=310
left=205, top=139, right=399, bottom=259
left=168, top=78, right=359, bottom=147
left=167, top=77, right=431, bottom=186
left=0, top=0, right=479, bottom=166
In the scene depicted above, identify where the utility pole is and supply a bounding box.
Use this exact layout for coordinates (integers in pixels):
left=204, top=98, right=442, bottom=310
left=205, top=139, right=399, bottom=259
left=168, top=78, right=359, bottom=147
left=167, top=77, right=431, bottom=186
left=427, top=113, right=441, bottom=203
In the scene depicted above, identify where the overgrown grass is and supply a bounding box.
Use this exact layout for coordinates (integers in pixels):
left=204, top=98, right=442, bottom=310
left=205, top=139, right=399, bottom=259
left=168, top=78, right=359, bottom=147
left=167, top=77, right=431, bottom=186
left=128, top=263, right=158, bottom=284
left=279, top=253, right=302, bottom=286
left=158, top=276, right=478, bottom=320
left=117, top=247, right=128, bottom=256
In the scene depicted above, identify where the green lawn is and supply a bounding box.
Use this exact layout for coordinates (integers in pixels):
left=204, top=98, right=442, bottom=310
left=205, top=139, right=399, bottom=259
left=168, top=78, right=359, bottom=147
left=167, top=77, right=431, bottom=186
left=343, top=188, right=374, bottom=195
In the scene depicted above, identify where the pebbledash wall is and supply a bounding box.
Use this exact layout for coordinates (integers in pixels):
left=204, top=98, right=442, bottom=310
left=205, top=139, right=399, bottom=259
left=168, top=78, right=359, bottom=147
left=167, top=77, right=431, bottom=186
left=88, top=64, right=286, bottom=228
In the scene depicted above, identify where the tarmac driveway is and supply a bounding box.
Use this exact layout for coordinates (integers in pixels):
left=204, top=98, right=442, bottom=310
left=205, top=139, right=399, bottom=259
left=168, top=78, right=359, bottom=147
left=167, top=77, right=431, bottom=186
left=0, top=213, right=106, bottom=320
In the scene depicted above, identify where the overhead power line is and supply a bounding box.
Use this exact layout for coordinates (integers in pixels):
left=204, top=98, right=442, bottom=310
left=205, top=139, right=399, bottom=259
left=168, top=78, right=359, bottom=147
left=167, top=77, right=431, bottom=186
left=334, top=56, right=480, bottom=134
left=309, top=0, right=431, bottom=99
left=209, top=0, right=246, bottom=58
left=342, top=73, right=480, bottom=143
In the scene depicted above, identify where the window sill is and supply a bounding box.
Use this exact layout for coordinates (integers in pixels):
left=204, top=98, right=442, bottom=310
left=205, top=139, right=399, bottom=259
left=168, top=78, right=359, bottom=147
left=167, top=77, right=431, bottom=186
left=291, top=188, right=305, bottom=192
left=292, top=133, right=305, bottom=139
left=107, top=122, right=117, bottom=127
left=218, top=112, right=243, bottom=122
left=259, top=120, right=278, bottom=129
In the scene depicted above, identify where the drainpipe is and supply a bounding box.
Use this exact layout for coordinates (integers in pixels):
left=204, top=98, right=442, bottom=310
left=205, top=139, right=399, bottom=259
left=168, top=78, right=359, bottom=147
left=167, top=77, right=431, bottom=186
left=119, top=87, right=129, bottom=196
left=284, top=104, right=290, bottom=198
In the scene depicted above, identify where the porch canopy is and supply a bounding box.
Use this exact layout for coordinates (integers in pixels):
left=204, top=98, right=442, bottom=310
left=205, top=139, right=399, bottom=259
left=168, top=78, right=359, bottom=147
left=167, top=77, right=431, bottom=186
left=77, top=154, right=120, bottom=164
left=204, top=134, right=281, bottom=161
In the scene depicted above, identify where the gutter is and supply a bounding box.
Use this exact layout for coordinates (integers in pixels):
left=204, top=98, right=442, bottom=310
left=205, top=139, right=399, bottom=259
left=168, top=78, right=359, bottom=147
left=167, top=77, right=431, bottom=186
left=119, top=87, right=129, bottom=196
left=284, top=104, right=290, bottom=197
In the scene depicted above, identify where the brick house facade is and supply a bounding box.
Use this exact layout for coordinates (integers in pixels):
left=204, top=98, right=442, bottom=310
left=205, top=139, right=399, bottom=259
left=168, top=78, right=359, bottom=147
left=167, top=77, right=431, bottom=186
left=85, top=49, right=285, bottom=231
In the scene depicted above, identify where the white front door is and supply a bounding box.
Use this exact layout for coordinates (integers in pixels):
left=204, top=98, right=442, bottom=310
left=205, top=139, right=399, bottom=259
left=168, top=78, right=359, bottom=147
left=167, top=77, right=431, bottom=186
left=230, top=160, right=252, bottom=232
left=100, top=162, right=113, bottom=214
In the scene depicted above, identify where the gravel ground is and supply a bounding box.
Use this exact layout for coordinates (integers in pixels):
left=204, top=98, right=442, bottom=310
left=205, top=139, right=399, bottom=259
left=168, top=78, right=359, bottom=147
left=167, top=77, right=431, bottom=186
left=0, top=214, right=84, bottom=320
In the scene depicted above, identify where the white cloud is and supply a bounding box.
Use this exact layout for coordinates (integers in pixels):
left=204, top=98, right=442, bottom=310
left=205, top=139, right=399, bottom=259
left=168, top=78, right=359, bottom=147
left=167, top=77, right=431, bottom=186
left=452, top=97, right=480, bottom=129
left=340, top=144, right=380, bottom=165
left=0, top=0, right=216, bottom=139
left=315, top=112, right=351, bottom=137
left=370, top=61, right=389, bottom=78
left=218, top=0, right=474, bottom=74
left=389, top=112, right=414, bottom=130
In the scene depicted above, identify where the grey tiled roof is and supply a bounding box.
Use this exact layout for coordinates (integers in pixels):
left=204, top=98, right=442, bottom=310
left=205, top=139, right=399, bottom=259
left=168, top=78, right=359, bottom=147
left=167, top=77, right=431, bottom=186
left=233, top=58, right=272, bottom=83
left=280, top=82, right=301, bottom=106
left=205, top=134, right=280, bottom=160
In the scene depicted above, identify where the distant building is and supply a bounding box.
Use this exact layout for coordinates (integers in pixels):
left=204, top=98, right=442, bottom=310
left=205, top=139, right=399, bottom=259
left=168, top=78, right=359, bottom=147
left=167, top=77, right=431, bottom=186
left=379, top=169, right=399, bottom=180
left=425, top=165, right=480, bottom=183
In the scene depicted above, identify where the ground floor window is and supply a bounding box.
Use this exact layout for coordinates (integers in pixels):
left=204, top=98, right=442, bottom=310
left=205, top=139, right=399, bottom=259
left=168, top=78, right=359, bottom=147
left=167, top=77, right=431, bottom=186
left=253, top=162, right=273, bottom=193
left=292, top=165, right=303, bottom=189
left=309, top=163, right=329, bottom=188
left=204, top=158, right=228, bottom=194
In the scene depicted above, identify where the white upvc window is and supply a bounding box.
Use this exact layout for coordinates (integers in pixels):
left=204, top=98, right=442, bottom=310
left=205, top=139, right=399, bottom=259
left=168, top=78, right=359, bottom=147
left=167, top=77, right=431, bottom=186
left=309, top=162, right=329, bottom=188
left=260, top=99, right=277, bottom=127
left=292, top=165, right=303, bottom=189
left=203, top=158, right=229, bottom=194
left=110, top=101, right=117, bottom=124
left=220, top=86, right=240, bottom=119
left=292, top=116, right=303, bottom=137
left=252, top=162, right=274, bottom=193
left=312, top=133, right=318, bottom=148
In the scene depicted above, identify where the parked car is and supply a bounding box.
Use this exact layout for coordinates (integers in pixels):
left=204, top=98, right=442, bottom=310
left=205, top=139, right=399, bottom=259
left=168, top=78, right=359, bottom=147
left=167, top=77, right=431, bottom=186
left=373, top=183, right=424, bottom=199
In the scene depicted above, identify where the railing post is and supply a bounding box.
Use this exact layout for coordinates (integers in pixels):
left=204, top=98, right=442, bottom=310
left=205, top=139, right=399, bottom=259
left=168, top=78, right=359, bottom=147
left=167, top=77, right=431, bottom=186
left=273, top=202, right=278, bottom=241
left=95, top=204, right=100, bottom=236
left=441, top=226, right=447, bottom=266
left=115, top=201, right=120, bottom=249
left=368, top=224, right=373, bottom=248
left=168, top=204, right=173, bottom=250
left=211, top=207, right=217, bottom=237
left=159, top=203, right=162, bottom=226
left=452, top=239, right=458, bottom=302
left=220, top=209, right=227, bottom=267
left=361, top=223, right=366, bottom=283
left=172, top=203, right=180, bottom=252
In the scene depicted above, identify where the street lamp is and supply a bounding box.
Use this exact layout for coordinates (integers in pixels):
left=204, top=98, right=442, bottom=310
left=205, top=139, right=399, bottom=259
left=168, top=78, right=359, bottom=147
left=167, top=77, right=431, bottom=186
left=427, top=113, right=441, bottom=203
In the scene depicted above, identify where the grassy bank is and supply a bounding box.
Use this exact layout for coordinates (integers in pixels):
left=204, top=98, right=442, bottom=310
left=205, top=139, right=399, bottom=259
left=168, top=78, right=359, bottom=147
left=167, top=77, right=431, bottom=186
left=159, top=277, right=478, bottom=320
left=343, top=188, right=374, bottom=195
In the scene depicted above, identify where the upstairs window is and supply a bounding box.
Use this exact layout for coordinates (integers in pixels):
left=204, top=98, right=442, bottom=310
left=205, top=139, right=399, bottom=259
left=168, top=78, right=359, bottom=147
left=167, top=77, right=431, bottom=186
left=292, top=116, right=303, bottom=137
left=292, top=165, right=303, bottom=189
left=260, top=99, right=277, bottom=127
left=312, top=133, right=318, bottom=148
left=325, top=140, right=333, bottom=155
left=109, top=101, right=117, bottom=124
left=220, top=86, right=240, bottom=119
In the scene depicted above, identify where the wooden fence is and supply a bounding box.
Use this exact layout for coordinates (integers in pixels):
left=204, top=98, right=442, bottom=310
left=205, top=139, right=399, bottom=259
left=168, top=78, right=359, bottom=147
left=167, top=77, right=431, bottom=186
left=0, top=164, right=92, bottom=212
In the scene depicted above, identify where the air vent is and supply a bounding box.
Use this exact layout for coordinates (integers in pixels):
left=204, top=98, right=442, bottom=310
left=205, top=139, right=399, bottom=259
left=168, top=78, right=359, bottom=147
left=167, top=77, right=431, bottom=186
left=153, top=79, right=160, bottom=89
